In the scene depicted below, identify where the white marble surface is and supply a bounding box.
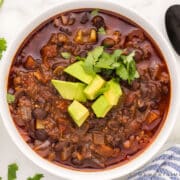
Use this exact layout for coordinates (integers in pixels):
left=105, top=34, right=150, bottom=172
left=0, top=0, right=180, bottom=179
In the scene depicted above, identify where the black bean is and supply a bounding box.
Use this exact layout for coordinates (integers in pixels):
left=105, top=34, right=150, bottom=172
left=150, top=101, right=159, bottom=109
left=36, top=97, right=46, bottom=104
left=57, top=42, right=63, bottom=48
left=32, top=108, right=47, bottom=120
left=137, top=100, right=147, bottom=112
left=92, top=16, right=105, bottom=29
left=80, top=12, right=89, bottom=24
left=102, top=38, right=115, bottom=48
left=59, top=26, right=72, bottom=36
left=35, top=129, right=48, bottom=141
left=162, top=85, right=169, bottom=95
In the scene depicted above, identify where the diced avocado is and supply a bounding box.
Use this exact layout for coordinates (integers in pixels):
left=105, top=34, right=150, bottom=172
left=68, top=100, right=89, bottom=127
left=91, top=95, right=113, bottom=118
left=64, top=61, right=94, bottom=84
left=84, top=75, right=105, bottom=100
left=74, top=83, right=87, bottom=102
left=51, top=80, right=87, bottom=102
left=104, top=79, right=122, bottom=105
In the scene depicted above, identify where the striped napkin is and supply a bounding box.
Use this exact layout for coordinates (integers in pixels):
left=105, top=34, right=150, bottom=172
left=128, top=145, right=180, bottom=180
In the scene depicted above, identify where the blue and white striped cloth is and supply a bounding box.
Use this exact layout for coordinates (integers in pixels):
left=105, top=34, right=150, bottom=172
left=129, top=145, right=180, bottom=180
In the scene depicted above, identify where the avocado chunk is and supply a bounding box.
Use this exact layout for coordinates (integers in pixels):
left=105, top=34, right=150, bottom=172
left=64, top=61, right=94, bottom=84
left=68, top=100, right=89, bottom=127
left=51, top=80, right=87, bottom=102
left=91, top=95, right=113, bottom=118
left=84, top=75, right=105, bottom=100
left=104, top=79, right=122, bottom=105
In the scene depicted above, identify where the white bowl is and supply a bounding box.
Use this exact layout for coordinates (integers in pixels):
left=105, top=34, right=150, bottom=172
left=0, top=0, right=179, bottom=179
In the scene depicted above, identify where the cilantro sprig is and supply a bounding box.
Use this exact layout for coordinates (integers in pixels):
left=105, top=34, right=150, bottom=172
left=0, top=163, right=44, bottom=180
left=61, top=52, right=71, bottom=59
left=8, top=163, right=18, bottom=180
left=91, top=9, right=99, bottom=16
left=27, top=174, right=44, bottom=180
left=98, top=27, right=106, bottom=35
left=0, top=38, right=7, bottom=60
left=77, top=46, right=139, bottom=84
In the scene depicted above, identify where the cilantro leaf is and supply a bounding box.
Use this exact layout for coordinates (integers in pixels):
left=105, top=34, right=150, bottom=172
left=0, top=0, right=4, bottom=7
left=98, top=27, right=106, bottom=35
left=126, top=51, right=135, bottom=62
left=61, top=52, right=71, bottom=59
left=91, top=9, right=99, bottom=16
left=0, top=177, right=2, bottom=180
left=83, top=52, right=96, bottom=75
left=83, top=46, right=104, bottom=75
left=95, top=52, right=114, bottom=69
left=8, top=163, right=18, bottom=180
left=134, top=71, right=140, bottom=78
left=96, top=83, right=110, bottom=97
left=7, top=93, right=15, bottom=103
left=101, top=69, right=113, bottom=77
left=0, top=38, right=7, bottom=60
left=111, top=49, right=122, bottom=60
left=111, top=62, right=120, bottom=68
left=91, top=46, right=104, bottom=60
left=75, top=56, right=85, bottom=61
left=27, top=174, right=44, bottom=180
left=95, top=50, right=122, bottom=69
left=116, top=51, right=138, bottom=83
left=116, top=63, right=129, bottom=80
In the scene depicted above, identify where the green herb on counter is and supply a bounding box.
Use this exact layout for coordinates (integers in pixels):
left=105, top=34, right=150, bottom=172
left=27, top=174, right=44, bottom=180
left=0, top=38, right=7, bottom=60
left=8, top=163, right=18, bottom=180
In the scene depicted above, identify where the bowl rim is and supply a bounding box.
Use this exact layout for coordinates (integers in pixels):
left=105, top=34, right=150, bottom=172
left=0, top=0, right=180, bottom=179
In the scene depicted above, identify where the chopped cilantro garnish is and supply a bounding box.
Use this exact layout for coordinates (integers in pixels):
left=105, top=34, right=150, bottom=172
left=91, top=9, right=99, bottom=16
left=98, top=27, right=106, bottom=35
left=79, top=46, right=139, bottom=84
left=7, top=93, right=15, bottom=103
left=61, top=52, right=71, bottom=59
left=76, top=56, right=86, bottom=61
left=27, top=174, right=44, bottom=180
left=96, top=83, right=110, bottom=97
left=83, top=46, right=104, bottom=75
left=8, top=163, right=18, bottom=180
left=0, top=38, right=7, bottom=60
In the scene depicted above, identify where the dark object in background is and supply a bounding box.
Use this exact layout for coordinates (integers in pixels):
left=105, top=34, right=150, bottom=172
left=165, top=5, right=180, bottom=55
